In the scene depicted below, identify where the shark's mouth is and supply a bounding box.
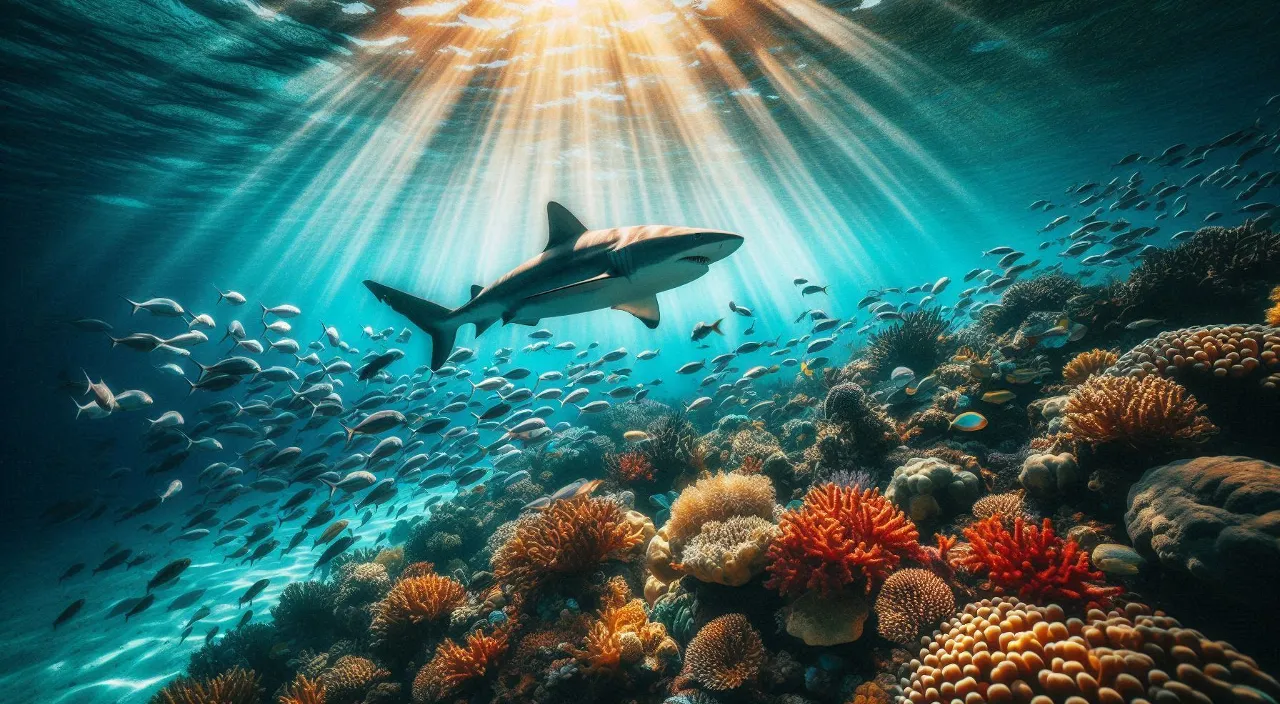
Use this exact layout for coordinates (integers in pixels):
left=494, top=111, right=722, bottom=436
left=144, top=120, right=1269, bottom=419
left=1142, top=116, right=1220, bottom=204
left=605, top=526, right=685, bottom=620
left=681, top=255, right=711, bottom=266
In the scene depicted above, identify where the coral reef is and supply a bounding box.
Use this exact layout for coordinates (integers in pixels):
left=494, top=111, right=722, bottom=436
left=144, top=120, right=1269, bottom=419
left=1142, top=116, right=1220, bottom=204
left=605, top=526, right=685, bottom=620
left=278, top=674, right=326, bottom=704
left=404, top=503, right=485, bottom=571
left=665, top=472, right=777, bottom=550
left=784, top=588, right=870, bottom=646
left=335, top=562, right=391, bottom=607
left=572, top=585, right=679, bottom=674
left=952, top=516, right=1120, bottom=608
left=897, top=598, right=1280, bottom=704
left=1061, top=348, right=1117, bottom=386
left=885, top=457, right=981, bottom=522
left=1017, top=452, right=1080, bottom=497
left=491, top=495, right=648, bottom=594
left=642, top=411, right=701, bottom=477
left=370, top=573, right=467, bottom=657
left=1106, top=323, right=1280, bottom=389
left=150, top=668, right=261, bottom=704
left=1125, top=455, right=1280, bottom=606
left=412, top=629, right=509, bottom=703
left=980, top=274, right=1082, bottom=336
left=766, top=483, right=925, bottom=597
left=673, top=514, right=778, bottom=586
left=970, top=493, right=1028, bottom=523
left=1269, top=285, right=1280, bottom=326
left=817, top=383, right=899, bottom=469
left=674, top=614, right=764, bottom=692
left=272, top=581, right=340, bottom=651
left=873, top=568, right=955, bottom=645
left=1060, top=374, right=1217, bottom=455
left=608, top=450, right=655, bottom=484
left=865, top=308, right=954, bottom=377
left=317, top=656, right=389, bottom=704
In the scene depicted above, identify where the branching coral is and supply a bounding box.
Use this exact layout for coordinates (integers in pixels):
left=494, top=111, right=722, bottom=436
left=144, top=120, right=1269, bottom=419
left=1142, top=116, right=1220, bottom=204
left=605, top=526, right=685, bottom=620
left=369, top=573, right=467, bottom=654
left=898, top=598, right=1280, bottom=704
left=817, top=383, right=898, bottom=468
left=317, top=656, right=388, bottom=704
left=665, top=472, right=776, bottom=550
left=673, top=515, right=778, bottom=586
left=1061, top=348, right=1118, bottom=385
left=572, top=585, right=679, bottom=674
left=674, top=614, right=764, bottom=692
left=952, top=516, right=1120, bottom=608
left=980, top=274, right=1082, bottom=336
left=271, top=581, right=339, bottom=650
left=1062, top=375, right=1217, bottom=452
left=765, top=483, right=926, bottom=598
left=608, top=450, right=655, bottom=483
left=152, top=668, right=261, bottom=704
left=865, top=308, right=954, bottom=377
left=873, top=568, right=955, bottom=644
left=412, top=629, right=509, bottom=703
left=642, top=411, right=700, bottom=475
left=278, top=674, right=326, bottom=704
left=491, top=495, right=647, bottom=592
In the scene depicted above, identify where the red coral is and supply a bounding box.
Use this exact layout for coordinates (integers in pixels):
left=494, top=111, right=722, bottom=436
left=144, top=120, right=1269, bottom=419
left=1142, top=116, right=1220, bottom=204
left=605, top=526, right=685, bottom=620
left=765, top=483, right=926, bottom=597
left=738, top=456, right=763, bottom=475
left=611, top=451, right=655, bottom=483
left=952, top=516, right=1121, bottom=608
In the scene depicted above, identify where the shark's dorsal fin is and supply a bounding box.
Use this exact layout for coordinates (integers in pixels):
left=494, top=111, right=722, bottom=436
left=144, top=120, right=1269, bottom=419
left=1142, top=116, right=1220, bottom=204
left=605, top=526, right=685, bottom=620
left=470, top=285, right=484, bottom=300
left=546, top=202, right=587, bottom=251
left=613, top=295, right=661, bottom=329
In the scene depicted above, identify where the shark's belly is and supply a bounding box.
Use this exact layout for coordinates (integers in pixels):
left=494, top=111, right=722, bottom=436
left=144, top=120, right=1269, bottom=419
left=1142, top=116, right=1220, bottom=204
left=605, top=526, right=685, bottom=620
left=517, top=268, right=702, bottom=321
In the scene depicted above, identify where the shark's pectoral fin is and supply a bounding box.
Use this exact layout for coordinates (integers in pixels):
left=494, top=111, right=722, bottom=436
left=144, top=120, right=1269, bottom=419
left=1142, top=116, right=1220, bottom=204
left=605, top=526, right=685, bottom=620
left=612, top=295, right=661, bottom=329
left=525, top=272, right=615, bottom=301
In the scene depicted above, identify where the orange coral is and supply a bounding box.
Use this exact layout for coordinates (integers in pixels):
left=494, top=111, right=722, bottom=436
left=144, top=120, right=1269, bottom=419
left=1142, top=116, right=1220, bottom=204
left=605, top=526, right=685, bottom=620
left=952, top=516, right=1121, bottom=608
left=572, top=593, right=678, bottom=674
left=848, top=681, right=891, bottom=704
left=492, top=495, right=646, bottom=592
left=610, top=451, right=655, bottom=483
left=399, top=561, right=436, bottom=580
left=278, top=675, right=326, bottom=704
left=1061, top=348, right=1117, bottom=385
left=1063, top=375, right=1217, bottom=450
left=1269, top=286, right=1280, bottom=326
left=674, top=614, right=764, bottom=692
left=412, top=629, right=510, bottom=703
left=370, top=574, right=467, bottom=652
left=738, top=456, right=763, bottom=475
left=765, top=483, right=926, bottom=597
left=153, top=668, right=261, bottom=704
left=666, top=472, right=776, bottom=549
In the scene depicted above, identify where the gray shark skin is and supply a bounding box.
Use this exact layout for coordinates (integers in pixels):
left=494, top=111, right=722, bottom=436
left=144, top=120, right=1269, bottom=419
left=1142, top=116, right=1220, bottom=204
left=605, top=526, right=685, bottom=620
left=364, top=201, right=744, bottom=369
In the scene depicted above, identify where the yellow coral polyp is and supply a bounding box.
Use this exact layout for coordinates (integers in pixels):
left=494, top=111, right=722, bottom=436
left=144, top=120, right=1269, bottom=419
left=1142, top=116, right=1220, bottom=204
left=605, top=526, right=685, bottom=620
left=1063, top=374, right=1217, bottom=450
left=1268, top=285, right=1280, bottom=326
left=1061, top=348, right=1118, bottom=385
left=665, top=472, right=776, bottom=550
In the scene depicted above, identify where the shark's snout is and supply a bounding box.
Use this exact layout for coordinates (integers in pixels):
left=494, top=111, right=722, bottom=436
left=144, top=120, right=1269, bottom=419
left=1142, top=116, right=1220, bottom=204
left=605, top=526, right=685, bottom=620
left=679, top=231, right=743, bottom=265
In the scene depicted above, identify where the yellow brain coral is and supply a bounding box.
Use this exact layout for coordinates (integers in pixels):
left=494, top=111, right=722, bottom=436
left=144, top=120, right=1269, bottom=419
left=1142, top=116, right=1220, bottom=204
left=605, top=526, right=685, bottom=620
left=318, top=656, right=389, bottom=704
left=1062, top=349, right=1118, bottom=385
left=873, top=568, right=955, bottom=644
left=899, top=598, right=1280, bottom=704
left=278, top=674, right=326, bottom=704
left=492, top=495, right=648, bottom=592
left=675, top=613, right=765, bottom=692
left=673, top=515, right=779, bottom=586
left=370, top=573, right=467, bottom=651
left=152, top=668, right=261, bottom=704
left=1063, top=375, right=1217, bottom=450
left=666, top=472, right=777, bottom=549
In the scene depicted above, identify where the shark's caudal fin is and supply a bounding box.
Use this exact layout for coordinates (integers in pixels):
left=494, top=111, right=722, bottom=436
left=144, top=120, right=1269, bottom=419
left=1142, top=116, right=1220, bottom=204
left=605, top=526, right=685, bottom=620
left=363, top=280, right=458, bottom=370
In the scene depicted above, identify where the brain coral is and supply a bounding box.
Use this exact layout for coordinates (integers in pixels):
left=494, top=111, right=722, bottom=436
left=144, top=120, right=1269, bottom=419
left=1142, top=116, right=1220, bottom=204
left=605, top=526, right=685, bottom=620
left=675, top=614, right=765, bottom=692
left=491, top=495, right=647, bottom=592
left=152, top=667, right=261, bottom=704
left=1125, top=455, right=1280, bottom=606
left=319, top=656, right=389, bottom=704
left=1018, top=452, right=1081, bottom=497
left=896, top=598, right=1280, bottom=704
left=766, top=483, right=926, bottom=598
left=370, top=573, right=467, bottom=655
left=674, top=515, right=779, bottom=586
left=886, top=457, right=981, bottom=522
left=971, top=493, right=1029, bottom=523
left=665, top=472, right=776, bottom=550
left=874, top=569, right=956, bottom=645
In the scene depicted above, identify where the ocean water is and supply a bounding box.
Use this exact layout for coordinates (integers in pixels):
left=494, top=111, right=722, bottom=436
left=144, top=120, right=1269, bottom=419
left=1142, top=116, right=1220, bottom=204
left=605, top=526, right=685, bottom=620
left=2, top=0, right=1279, bottom=703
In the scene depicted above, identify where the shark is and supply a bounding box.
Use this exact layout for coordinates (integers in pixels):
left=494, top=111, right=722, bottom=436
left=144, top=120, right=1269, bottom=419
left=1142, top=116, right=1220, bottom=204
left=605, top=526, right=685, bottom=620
left=364, top=201, right=744, bottom=369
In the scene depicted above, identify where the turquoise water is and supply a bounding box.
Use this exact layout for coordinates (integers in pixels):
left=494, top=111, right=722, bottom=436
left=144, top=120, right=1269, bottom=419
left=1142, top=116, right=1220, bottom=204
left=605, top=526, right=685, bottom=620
left=2, top=1, right=1279, bottom=702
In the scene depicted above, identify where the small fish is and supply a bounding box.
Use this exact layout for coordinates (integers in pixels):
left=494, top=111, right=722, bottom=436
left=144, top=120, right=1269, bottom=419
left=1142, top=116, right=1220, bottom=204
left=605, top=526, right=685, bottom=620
left=238, top=579, right=269, bottom=608
left=623, top=430, right=649, bottom=443
left=690, top=320, right=723, bottom=341
left=53, top=599, right=86, bottom=629
left=801, top=285, right=829, bottom=296
left=981, top=390, right=1016, bottom=404
left=950, top=412, right=988, bottom=432
left=1125, top=318, right=1164, bottom=330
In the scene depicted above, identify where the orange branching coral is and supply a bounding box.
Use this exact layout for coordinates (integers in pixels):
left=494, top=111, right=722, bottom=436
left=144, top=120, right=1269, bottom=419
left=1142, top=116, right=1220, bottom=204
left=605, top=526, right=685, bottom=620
left=738, top=456, right=763, bottom=475
left=492, top=495, right=646, bottom=592
left=610, top=451, right=655, bottom=483
left=370, top=574, right=467, bottom=651
left=765, top=483, right=926, bottom=597
left=900, top=599, right=1280, bottom=704
left=1269, top=286, right=1280, bottom=325
left=1061, top=348, right=1118, bottom=385
left=1063, top=375, right=1217, bottom=450
left=666, top=472, right=776, bottom=549
left=952, top=516, right=1121, bottom=608
left=399, top=561, right=436, bottom=580
left=674, top=614, right=764, bottom=692
left=412, top=629, right=510, bottom=703
left=153, top=668, right=262, bottom=704
left=873, top=569, right=955, bottom=644
left=278, top=675, right=326, bottom=704
left=572, top=595, right=679, bottom=674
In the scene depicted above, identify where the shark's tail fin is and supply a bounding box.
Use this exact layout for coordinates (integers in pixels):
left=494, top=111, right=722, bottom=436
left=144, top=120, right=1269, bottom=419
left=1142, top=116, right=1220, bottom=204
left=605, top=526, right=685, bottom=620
left=363, top=280, right=459, bottom=370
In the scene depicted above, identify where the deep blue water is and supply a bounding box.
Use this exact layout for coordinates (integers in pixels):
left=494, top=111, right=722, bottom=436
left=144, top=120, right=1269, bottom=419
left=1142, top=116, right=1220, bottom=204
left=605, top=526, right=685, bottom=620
left=2, top=0, right=1279, bottom=701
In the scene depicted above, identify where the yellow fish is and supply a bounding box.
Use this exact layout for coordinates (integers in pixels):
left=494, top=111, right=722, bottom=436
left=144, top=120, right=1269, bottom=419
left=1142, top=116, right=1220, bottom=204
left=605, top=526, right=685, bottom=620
left=623, top=430, right=650, bottom=443
left=981, top=390, right=1016, bottom=404
left=800, top=361, right=814, bottom=378
left=1006, top=369, right=1041, bottom=384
